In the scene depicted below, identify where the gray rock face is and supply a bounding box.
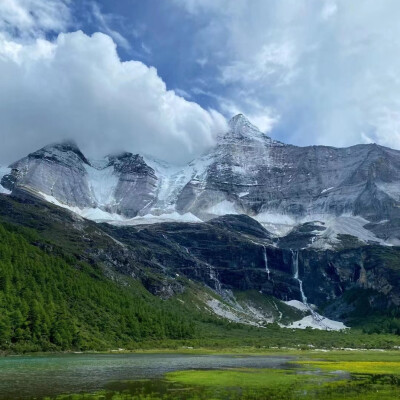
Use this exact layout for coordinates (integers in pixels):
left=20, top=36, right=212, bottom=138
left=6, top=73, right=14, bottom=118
left=3, top=143, right=158, bottom=218
left=177, top=115, right=400, bottom=225
left=3, top=114, right=400, bottom=242
left=107, top=153, right=158, bottom=217
left=4, top=141, right=94, bottom=208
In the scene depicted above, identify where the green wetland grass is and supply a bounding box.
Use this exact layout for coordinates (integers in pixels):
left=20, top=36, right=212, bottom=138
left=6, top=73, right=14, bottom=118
left=42, top=351, right=400, bottom=400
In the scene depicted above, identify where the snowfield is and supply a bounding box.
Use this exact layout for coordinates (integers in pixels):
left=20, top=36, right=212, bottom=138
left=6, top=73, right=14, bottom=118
left=84, top=162, right=119, bottom=207
left=284, top=300, right=309, bottom=312
left=113, top=212, right=202, bottom=225
left=34, top=185, right=391, bottom=251
left=0, top=167, right=11, bottom=194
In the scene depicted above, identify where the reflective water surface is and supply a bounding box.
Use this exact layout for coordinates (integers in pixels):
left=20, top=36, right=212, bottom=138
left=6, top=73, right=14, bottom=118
left=0, top=353, right=294, bottom=399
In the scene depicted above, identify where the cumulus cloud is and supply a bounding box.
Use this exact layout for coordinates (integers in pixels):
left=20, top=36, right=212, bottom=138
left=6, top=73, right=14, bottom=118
left=0, top=0, right=71, bottom=38
left=0, top=0, right=227, bottom=165
left=175, top=0, right=400, bottom=150
left=90, top=2, right=131, bottom=50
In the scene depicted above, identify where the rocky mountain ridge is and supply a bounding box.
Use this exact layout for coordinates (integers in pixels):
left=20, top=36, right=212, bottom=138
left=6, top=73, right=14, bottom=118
left=2, top=114, right=400, bottom=250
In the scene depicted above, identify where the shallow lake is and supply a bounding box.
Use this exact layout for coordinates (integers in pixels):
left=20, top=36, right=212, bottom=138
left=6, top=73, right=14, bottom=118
left=0, top=353, right=294, bottom=399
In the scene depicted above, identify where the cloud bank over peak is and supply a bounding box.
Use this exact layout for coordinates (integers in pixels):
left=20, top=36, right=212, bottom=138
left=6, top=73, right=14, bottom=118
left=0, top=0, right=227, bottom=164
left=2, top=0, right=400, bottom=163
left=174, top=0, right=400, bottom=151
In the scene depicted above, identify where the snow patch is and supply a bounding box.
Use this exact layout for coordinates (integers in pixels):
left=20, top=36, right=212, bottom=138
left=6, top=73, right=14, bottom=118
left=37, top=190, right=201, bottom=225
left=0, top=167, right=11, bottom=195
left=286, top=251, right=348, bottom=331
left=255, top=212, right=296, bottom=236
left=84, top=163, right=118, bottom=207
left=304, top=215, right=388, bottom=249
left=284, top=300, right=308, bottom=312
left=112, top=211, right=202, bottom=226
left=37, top=192, right=125, bottom=221
left=144, top=153, right=214, bottom=214
left=203, top=291, right=346, bottom=331
left=207, top=200, right=238, bottom=216
left=320, top=187, right=334, bottom=194
left=0, top=185, right=11, bottom=195
left=287, top=315, right=347, bottom=331
left=255, top=212, right=296, bottom=226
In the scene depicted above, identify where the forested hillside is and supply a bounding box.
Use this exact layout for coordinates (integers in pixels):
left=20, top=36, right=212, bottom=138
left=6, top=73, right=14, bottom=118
left=0, top=223, right=194, bottom=352
left=1, top=194, right=400, bottom=354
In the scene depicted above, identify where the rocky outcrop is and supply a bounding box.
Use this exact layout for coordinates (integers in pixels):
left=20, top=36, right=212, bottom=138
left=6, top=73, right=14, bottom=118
left=107, top=153, right=158, bottom=217
left=3, top=141, right=93, bottom=207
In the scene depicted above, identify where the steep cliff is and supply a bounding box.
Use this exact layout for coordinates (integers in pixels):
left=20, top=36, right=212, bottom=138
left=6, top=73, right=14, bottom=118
left=3, top=115, right=400, bottom=246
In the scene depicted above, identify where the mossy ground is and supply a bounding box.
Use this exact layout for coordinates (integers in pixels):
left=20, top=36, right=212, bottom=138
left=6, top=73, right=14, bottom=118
left=166, top=367, right=308, bottom=389
left=301, top=360, right=400, bottom=374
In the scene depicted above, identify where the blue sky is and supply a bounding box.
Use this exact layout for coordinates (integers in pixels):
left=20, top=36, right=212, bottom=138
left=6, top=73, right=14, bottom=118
left=0, top=0, right=400, bottom=164
left=70, top=1, right=225, bottom=110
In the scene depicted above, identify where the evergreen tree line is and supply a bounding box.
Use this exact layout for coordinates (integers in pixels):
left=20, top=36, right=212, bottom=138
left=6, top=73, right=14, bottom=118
left=0, top=223, right=194, bottom=352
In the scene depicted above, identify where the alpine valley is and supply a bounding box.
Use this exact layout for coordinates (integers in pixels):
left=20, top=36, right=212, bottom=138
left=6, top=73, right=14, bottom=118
left=1, top=114, right=400, bottom=352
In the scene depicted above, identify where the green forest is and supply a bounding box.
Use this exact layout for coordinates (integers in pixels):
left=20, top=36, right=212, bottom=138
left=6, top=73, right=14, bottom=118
left=0, top=223, right=194, bottom=352
left=1, top=220, right=400, bottom=354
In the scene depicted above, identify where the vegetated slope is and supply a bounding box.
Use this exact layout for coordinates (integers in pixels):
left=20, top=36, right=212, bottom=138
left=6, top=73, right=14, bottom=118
left=0, top=222, right=195, bottom=352
left=1, top=193, right=400, bottom=352
left=1, top=220, right=400, bottom=353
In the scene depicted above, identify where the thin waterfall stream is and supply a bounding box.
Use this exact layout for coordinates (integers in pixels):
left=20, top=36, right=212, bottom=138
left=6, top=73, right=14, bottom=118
left=291, top=250, right=307, bottom=303
left=263, top=246, right=271, bottom=280
left=291, top=250, right=327, bottom=326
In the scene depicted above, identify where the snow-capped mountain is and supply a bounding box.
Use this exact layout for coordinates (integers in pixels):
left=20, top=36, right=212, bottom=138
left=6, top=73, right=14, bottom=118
left=2, top=114, right=400, bottom=247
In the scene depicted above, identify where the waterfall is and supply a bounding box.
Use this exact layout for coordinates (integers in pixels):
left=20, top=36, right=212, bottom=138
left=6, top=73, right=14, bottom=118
left=291, top=250, right=327, bottom=326
left=291, top=250, right=307, bottom=304
left=248, top=239, right=272, bottom=281
left=263, top=246, right=271, bottom=280
left=208, top=264, right=222, bottom=293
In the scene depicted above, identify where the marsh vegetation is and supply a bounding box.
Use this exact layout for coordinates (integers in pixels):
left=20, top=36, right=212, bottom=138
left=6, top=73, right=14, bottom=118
left=2, top=351, right=400, bottom=399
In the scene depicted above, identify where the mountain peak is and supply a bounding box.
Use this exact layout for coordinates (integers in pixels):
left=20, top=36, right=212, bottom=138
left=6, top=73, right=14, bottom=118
left=228, top=114, right=252, bottom=130
left=30, top=140, right=89, bottom=166
left=223, top=114, right=271, bottom=143
left=107, top=152, right=155, bottom=175
left=41, top=140, right=82, bottom=154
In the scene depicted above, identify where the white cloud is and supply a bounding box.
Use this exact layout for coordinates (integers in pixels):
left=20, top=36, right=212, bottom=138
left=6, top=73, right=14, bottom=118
left=90, top=2, right=130, bottom=50
left=362, top=107, right=400, bottom=148
left=0, top=1, right=227, bottom=165
left=321, top=1, right=338, bottom=20
left=0, top=0, right=71, bottom=38
left=174, top=88, right=192, bottom=99
left=220, top=41, right=297, bottom=86
left=174, top=0, right=400, bottom=151
left=0, top=31, right=227, bottom=164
